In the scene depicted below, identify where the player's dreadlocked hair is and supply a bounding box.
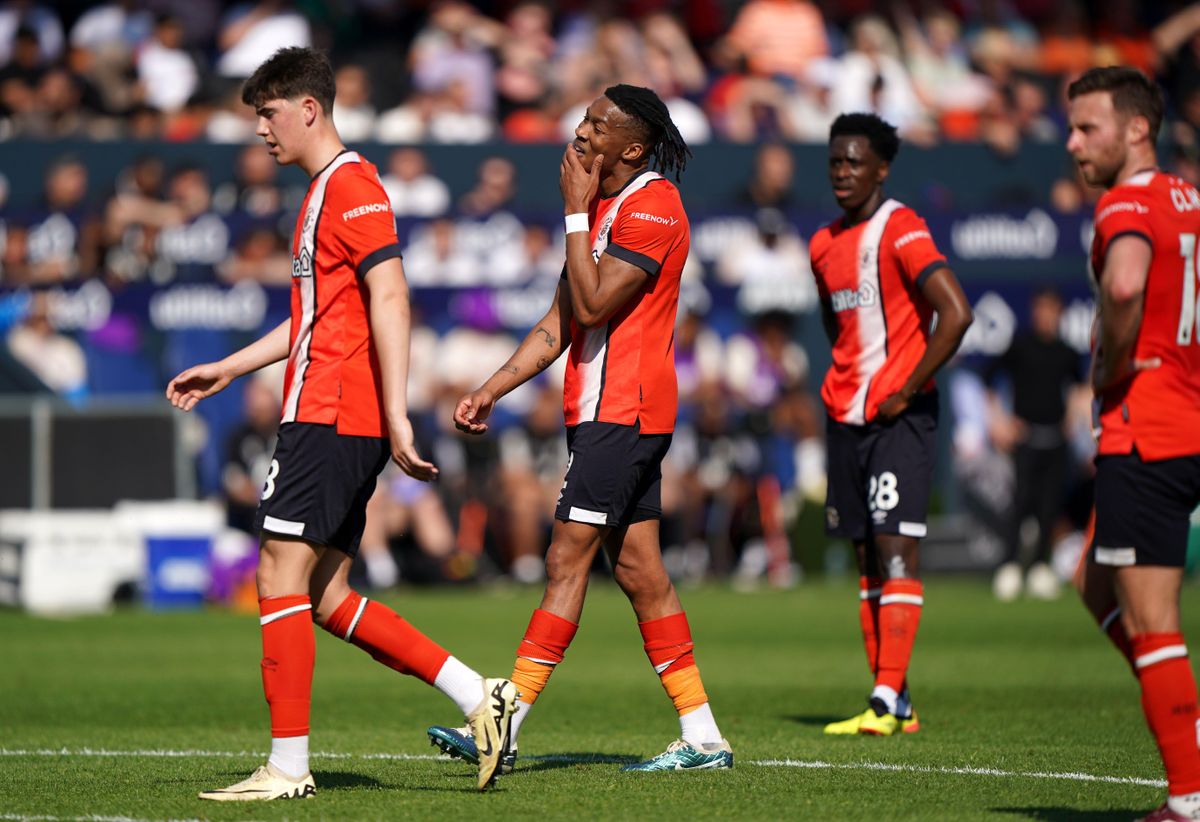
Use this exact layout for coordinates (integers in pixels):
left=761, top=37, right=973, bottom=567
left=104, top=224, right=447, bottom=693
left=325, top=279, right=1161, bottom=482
left=604, top=84, right=691, bottom=180
left=829, top=113, right=901, bottom=163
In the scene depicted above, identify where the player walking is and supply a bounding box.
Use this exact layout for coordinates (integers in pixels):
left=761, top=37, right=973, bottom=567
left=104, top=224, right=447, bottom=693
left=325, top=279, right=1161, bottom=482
left=1067, top=66, right=1200, bottom=822
left=426, top=84, right=733, bottom=773
left=166, top=47, right=517, bottom=799
left=812, top=113, right=973, bottom=736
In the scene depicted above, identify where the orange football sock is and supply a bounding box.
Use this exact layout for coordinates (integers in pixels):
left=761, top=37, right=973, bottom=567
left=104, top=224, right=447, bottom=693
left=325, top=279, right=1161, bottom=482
left=511, top=608, right=578, bottom=705
left=1133, top=633, right=1200, bottom=796
left=322, top=590, right=449, bottom=685
left=859, top=576, right=883, bottom=675
left=259, top=595, right=314, bottom=738
left=875, top=579, right=924, bottom=695
left=640, top=612, right=709, bottom=715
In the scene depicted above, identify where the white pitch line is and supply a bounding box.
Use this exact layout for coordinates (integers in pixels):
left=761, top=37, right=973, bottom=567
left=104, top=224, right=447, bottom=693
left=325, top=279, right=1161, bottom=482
left=0, top=748, right=1165, bottom=788
left=748, top=758, right=1166, bottom=788
left=0, top=816, right=204, bottom=822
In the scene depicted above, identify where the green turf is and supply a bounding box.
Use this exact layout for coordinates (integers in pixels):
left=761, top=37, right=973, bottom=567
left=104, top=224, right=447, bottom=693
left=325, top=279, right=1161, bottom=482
left=0, top=578, right=1193, bottom=821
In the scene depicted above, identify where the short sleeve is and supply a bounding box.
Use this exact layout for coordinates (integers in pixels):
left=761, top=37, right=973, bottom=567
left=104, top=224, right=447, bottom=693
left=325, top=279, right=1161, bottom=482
left=604, top=185, right=687, bottom=276
left=889, top=209, right=946, bottom=288
left=1093, top=189, right=1154, bottom=258
left=328, top=167, right=403, bottom=279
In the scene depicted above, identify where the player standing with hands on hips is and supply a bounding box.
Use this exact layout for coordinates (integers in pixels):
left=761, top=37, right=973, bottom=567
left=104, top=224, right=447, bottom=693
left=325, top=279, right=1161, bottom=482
left=427, top=84, right=734, bottom=773
left=1067, top=66, right=1200, bottom=822
left=166, top=46, right=517, bottom=800
left=812, top=113, right=973, bottom=737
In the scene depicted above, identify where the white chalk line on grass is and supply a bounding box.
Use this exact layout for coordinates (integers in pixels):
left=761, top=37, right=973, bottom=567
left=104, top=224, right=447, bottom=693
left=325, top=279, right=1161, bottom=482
left=0, top=747, right=1167, bottom=789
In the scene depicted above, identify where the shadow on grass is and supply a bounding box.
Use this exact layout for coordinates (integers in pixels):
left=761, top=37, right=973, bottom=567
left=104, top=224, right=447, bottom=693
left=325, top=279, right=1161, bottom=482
left=991, top=806, right=1146, bottom=821
left=312, top=769, right=385, bottom=792
left=517, top=752, right=643, bottom=772
left=784, top=714, right=843, bottom=727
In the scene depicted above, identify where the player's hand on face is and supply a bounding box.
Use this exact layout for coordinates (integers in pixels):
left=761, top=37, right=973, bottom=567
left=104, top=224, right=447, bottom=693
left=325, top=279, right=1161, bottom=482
left=389, top=416, right=438, bottom=482
left=560, top=144, right=603, bottom=214
left=876, top=392, right=910, bottom=422
left=453, top=389, right=495, bottom=435
left=166, top=363, right=232, bottom=411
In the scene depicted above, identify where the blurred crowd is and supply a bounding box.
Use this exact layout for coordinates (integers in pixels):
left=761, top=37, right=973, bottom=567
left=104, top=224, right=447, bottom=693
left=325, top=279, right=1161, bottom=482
left=0, top=0, right=1198, bottom=153
left=0, top=0, right=1163, bottom=591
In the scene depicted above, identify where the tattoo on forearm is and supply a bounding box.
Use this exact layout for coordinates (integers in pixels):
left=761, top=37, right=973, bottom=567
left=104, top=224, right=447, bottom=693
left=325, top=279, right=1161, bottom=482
left=536, top=356, right=551, bottom=370
left=535, top=327, right=556, bottom=348
left=500, top=364, right=519, bottom=375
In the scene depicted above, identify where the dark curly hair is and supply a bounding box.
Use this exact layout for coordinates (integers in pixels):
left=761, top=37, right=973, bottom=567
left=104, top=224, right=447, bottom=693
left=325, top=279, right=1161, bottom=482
left=829, top=113, right=901, bottom=163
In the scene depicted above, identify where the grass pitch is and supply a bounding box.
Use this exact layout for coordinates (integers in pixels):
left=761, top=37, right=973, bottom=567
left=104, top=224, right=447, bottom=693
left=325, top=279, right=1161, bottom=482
left=1, top=578, right=1192, bottom=821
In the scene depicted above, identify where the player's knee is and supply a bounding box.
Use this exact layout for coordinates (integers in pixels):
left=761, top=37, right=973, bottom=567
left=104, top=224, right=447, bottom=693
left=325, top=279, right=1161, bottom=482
left=543, top=545, right=590, bottom=585
left=613, top=559, right=670, bottom=603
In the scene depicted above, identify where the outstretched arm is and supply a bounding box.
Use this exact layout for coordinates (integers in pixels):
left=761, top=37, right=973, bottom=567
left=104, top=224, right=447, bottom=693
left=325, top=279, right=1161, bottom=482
left=365, top=257, right=438, bottom=481
left=166, top=319, right=290, bottom=411
left=454, top=282, right=572, bottom=435
left=876, top=266, right=973, bottom=420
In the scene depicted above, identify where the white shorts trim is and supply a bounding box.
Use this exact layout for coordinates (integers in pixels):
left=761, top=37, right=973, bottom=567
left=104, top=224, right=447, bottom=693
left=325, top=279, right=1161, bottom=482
left=1135, top=645, right=1188, bottom=670
left=568, top=506, right=608, bottom=525
left=263, top=515, right=306, bottom=537
left=260, top=603, right=312, bottom=625
left=859, top=587, right=883, bottom=601
left=898, top=521, right=928, bottom=538
left=1095, top=546, right=1137, bottom=567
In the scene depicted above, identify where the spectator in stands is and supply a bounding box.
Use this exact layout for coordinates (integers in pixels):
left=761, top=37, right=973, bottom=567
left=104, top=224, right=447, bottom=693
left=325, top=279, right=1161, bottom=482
left=830, top=15, right=931, bottom=141
left=222, top=369, right=280, bottom=536
left=7, top=155, right=100, bottom=284
left=103, top=153, right=172, bottom=283
left=380, top=147, right=451, bottom=218
left=206, top=84, right=257, bottom=143
left=0, top=25, right=44, bottom=122
left=217, top=222, right=290, bottom=286
left=720, top=0, right=828, bottom=82
left=897, top=5, right=992, bottom=140
left=985, top=287, right=1085, bottom=601
left=457, top=155, right=517, bottom=217
left=212, top=144, right=286, bottom=224
left=715, top=208, right=817, bottom=315
left=136, top=13, right=198, bottom=114
left=69, top=1, right=153, bottom=54
left=485, top=222, right=562, bottom=287
left=0, top=1, right=63, bottom=66
left=738, top=143, right=795, bottom=209
left=5, top=289, right=86, bottom=402
left=359, top=464, right=458, bottom=588
left=151, top=164, right=229, bottom=284
left=1037, top=1, right=1096, bottom=79
left=215, top=0, right=311, bottom=80
left=496, top=380, right=567, bottom=583
left=401, top=217, right=477, bottom=287
left=332, top=63, right=376, bottom=144
left=781, top=57, right=839, bottom=143
left=411, top=0, right=498, bottom=118
left=427, top=78, right=495, bottom=143
left=494, top=1, right=554, bottom=134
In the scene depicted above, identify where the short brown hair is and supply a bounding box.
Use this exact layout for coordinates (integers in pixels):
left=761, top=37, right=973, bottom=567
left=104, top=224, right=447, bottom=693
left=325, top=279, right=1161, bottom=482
left=1067, top=66, right=1164, bottom=142
left=242, top=46, right=336, bottom=115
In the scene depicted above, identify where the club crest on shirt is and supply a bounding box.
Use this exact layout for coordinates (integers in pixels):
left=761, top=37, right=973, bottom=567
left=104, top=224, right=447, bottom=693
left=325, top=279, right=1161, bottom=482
left=302, top=207, right=316, bottom=236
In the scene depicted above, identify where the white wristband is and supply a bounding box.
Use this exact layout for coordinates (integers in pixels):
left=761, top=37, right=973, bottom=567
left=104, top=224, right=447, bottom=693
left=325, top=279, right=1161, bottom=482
left=564, top=213, right=590, bottom=234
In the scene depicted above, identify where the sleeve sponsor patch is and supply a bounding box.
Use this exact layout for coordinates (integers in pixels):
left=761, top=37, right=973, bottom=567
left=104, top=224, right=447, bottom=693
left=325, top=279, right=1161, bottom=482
left=342, top=202, right=393, bottom=222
